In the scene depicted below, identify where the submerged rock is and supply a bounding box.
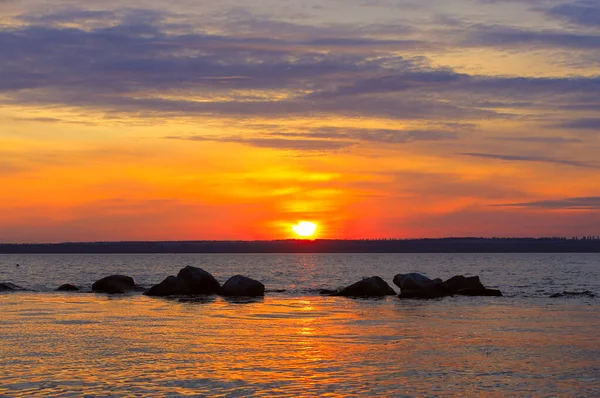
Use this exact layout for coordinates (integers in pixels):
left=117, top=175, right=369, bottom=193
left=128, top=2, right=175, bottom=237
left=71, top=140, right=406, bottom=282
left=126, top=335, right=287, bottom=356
left=145, top=275, right=192, bottom=296
left=0, top=282, right=24, bottom=292
left=177, top=266, right=220, bottom=295
left=332, top=276, right=396, bottom=297
left=394, top=273, right=448, bottom=299
left=92, top=275, right=135, bottom=294
left=219, top=275, right=265, bottom=297
left=266, top=289, right=286, bottom=293
left=56, top=283, right=79, bottom=292
left=550, top=290, right=595, bottom=298
left=457, top=288, right=503, bottom=297
left=318, top=288, right=338, bottom=295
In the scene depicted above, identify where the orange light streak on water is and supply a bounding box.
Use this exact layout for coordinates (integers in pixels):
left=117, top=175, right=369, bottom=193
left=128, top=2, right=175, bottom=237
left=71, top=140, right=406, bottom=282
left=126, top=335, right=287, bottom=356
left=1, top=293, right=599, bottom=396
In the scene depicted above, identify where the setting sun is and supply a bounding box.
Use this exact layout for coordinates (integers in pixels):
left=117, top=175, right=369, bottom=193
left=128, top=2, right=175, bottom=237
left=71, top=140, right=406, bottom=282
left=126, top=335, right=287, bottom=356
left=292, top=221, right=317, bottom=238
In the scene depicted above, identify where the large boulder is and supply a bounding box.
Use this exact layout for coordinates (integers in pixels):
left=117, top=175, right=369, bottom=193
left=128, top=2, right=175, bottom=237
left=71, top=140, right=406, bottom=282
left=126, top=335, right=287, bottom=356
left=144, top=276, right=192, bottom=296
left=441, top=275, right=485, bottom=294
left=177, top=266, right=220, bottom=295
left=92, top=275, right=135, bottom=294
left=0, top=282, right=24, bottom=292
left=393, top=273, right=448, bottom=299
left=56, top=283, right=79, bottom=292
left=219, top=275, right=265, bottom=297
left=332, top=276, right=396, bottom=297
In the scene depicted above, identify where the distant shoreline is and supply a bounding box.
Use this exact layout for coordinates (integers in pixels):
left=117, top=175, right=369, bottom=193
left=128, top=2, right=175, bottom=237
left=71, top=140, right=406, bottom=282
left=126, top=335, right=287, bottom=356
left=2, top=238, right=600, bottom=253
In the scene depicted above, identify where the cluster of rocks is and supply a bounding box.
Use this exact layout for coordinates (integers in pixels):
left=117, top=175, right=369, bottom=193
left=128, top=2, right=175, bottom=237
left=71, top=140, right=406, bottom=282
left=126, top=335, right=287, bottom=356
left=90, top=266, right=265, bottom=297
left=6, top=269, right=600, bottom=300
left=328, top=273, right=502, bottom=298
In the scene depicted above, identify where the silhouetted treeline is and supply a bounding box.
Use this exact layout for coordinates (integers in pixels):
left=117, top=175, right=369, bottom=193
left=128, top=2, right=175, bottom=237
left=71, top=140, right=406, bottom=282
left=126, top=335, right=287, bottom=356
left=2, top=237, right=600, bottom=253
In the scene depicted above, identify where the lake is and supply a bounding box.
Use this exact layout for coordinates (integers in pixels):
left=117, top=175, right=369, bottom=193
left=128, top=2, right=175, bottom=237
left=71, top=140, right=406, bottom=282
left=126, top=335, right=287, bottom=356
left=1, top=253, right=599, bottom=396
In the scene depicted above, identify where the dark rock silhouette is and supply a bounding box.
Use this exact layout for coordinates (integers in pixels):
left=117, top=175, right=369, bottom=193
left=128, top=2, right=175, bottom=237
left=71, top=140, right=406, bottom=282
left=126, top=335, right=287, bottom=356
left=145, top=275, right=192, bottom=296
left=550, top=290, right=595, bottom=298
left=177, top=266, right=220, bottom=295
left=219, top=275, right=265, bottom=297
left=442, top=276, right=502, bottom=296
left=332, top=276, right=396, bottom=297
left=56, top=283, right=79, bottom=292
left=394, top=273, right=503, bottom=298
left=441, top=275, right=485, bottom=294
left=92, top=275, right=135, bottom=294
left=144, top=266, right=220, bottom=297
left=0, top=282, right=25, bottom=292
left=394, top=273, right=448, bottom=298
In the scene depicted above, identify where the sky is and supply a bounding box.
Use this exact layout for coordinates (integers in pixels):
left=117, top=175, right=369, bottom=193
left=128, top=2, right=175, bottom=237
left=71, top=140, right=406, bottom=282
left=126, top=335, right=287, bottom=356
left=0, top=0, right=599, bottom=242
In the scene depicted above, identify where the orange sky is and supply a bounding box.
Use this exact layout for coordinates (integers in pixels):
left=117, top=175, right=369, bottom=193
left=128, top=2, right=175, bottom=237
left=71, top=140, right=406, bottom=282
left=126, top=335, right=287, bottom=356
left=1, top=0, right=599, bottom=242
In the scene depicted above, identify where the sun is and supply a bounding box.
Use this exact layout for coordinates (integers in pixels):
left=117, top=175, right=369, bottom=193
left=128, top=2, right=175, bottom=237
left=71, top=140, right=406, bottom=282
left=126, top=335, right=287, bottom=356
left=292, top=221, right=317, bottom=238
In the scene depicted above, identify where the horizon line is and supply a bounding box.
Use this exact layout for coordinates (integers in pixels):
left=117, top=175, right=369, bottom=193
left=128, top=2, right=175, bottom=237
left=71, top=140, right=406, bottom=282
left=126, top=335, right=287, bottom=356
left=3, top=236, right=600, bottom=245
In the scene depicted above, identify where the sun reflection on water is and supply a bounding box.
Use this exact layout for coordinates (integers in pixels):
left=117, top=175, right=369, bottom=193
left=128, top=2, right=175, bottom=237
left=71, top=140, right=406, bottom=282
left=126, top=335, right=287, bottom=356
left=0, top=294, right=598, bottom=397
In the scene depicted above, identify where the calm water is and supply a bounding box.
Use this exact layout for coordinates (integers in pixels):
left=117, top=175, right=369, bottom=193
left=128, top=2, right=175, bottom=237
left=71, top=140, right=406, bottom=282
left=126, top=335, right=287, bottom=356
left=1, top=253, right=599, bottom=396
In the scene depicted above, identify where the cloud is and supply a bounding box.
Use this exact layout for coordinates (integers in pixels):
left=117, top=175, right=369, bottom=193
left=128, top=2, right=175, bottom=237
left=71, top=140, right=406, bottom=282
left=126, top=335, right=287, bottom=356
left=547, top=1, right=600, bottom=27
left=277, top=129, right=460, bottom=143
left=0, top=5, right=598, bottom=124
left=462, top=24, right=600, bottom=50
left=459, top=152, right=599, bottom=168
left=165, top=135, right=355, bottom=151
left=489, top=136, right=583, bottom=143
left=556, top=118, right=600, bottom=130
left=494, top=197, right=600, bottom=210
left=167, top=125, right=461, bottom=151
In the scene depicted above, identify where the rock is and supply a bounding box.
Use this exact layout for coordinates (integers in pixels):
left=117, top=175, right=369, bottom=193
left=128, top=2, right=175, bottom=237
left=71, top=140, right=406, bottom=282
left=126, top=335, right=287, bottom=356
left=332, top=276, right=396, bottom=297
left=56, top=283, right=79, bottom=292
left=0, top=282, right=24, bottom=292
left=394, top=273, right=448, bottom=299
left=92, top=275, right=135, bottom=294
left=144, top=276, right=192, bottom=296
left=219, top=275, right=265, bottom=297
left=177, top=266, right=220, bottom=295
left=550, top=290, right=595, bottom=298
left=457, top=288, right=503, bottom=297
left=441, top=275, right=485, bottom=294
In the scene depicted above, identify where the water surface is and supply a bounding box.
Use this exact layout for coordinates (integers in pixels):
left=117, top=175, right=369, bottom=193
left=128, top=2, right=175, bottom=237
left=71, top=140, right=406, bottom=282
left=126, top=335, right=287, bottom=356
left=1, top=253, right=599, bottom=396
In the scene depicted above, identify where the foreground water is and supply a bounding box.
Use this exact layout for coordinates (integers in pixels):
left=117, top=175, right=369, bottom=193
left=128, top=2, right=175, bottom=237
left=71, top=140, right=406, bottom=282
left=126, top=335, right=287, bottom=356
left=1, top=253, right=599, bottom=396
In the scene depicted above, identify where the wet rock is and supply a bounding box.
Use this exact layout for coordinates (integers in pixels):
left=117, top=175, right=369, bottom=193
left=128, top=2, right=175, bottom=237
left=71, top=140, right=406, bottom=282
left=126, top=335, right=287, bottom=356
left=92, top=275, right=135, bottom=294
left=457, top=288, right=503, bottom=297
left=219, top=275, right=265, bottom=297
left=550, top=290, right=595, bottom=298
left=394, top=273, right=448, bottom=299
left=177, top=266, right=220, bottom=295
left=56, top=283, right=79, bottom=292
left=144, top=276, right=191, bottom=296
left=332, top=276, right=396, bottom=297
left=0, top=282, right=24, bottom=292
left=441, top=275, right=485, bottom=294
